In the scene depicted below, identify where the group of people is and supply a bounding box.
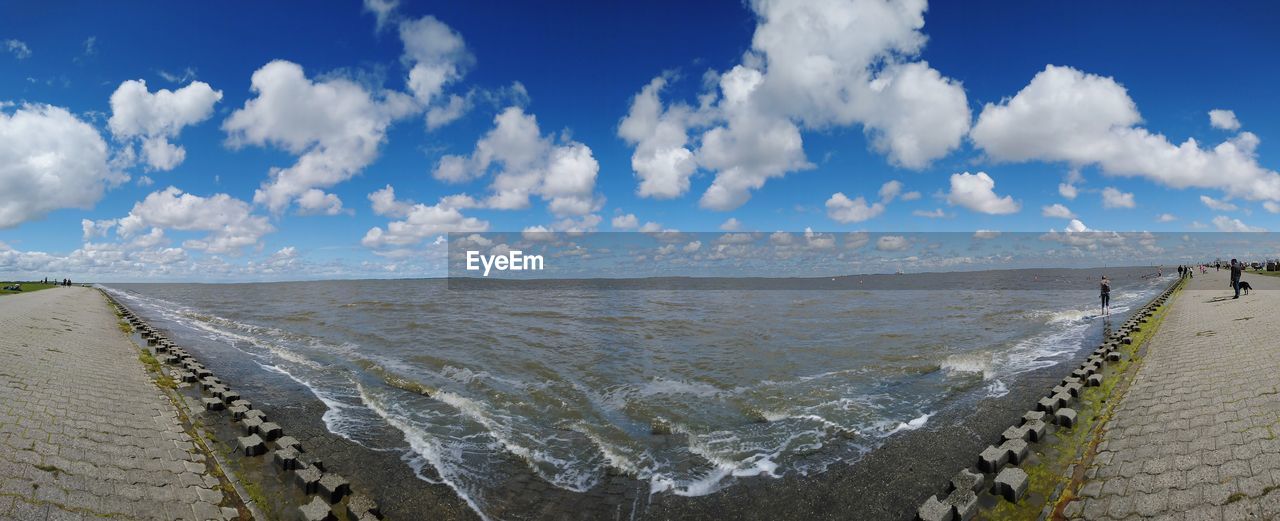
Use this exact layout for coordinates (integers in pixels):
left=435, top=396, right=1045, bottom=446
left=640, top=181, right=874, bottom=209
left=41, top=277, right=74, bottom=287
left=1176, top=265, right=1206, bottom=278
left=1100, top=259, right=1251, bottom=316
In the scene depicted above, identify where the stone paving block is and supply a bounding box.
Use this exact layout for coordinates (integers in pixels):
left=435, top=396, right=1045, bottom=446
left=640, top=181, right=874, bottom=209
left=993, top=466, right=1029, bottom=502
left=917, top=495, right=954, bottom=521
left=295, top=465, right=323, bottom=494
left=1001, top=424, right=1030, bottom=443
left=979, top=445, right=1009, bottom=473
left=274, top=447, right=302, bottom=470
left=943, top=489, right=978, bottom=521
left=1023, top=419, right=1047, bottom=442
left=228, top=405, right=249, bottom=420
left=276, top=435, right=302, bottom=452
left=1056, top=408, right=1078, bottom=428
left=1021, top=410, right=1046, bottom=425
left=1037, top=396, right=1060, bottom=414
left=298, top=496, right=337, bottom=521
left=242, top=416, right=264, bottom=435
left=1000, top=438, right=1030, bottom=464
left=318, top=472, right=351, bottom=503
left=345, top=493, right=380, bottom=520
left=237, top=434, right=266, bottom=457
left=949, top=468, right=983, bottom=494
left=219, top=390, right=241, bottom=404
left=258, top=421, right=283, bottom=441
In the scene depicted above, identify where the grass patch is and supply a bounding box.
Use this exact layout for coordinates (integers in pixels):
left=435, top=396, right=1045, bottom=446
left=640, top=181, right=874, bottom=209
left=982, top=281, right=1181, bottom=521
left=0, top=282, right=59, bottom=295
left=138, top=349, right=177, bottom=389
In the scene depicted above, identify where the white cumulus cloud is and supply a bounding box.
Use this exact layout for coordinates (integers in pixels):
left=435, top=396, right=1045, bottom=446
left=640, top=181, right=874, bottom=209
left=223, top=60, right=417, bottom=214
left=109, top=79, right=222, bottom=171
left=825, top=180, right=902, bottom=223
left=113, top=186, right=274, bottom=254
left=1042, top=203, right=1075, bottom=219
left=433, top=106, right=601, bottom=217
left=946, top=172, right=1020, bottom=215
left=1, top=104, right=125, bottom=228
left=1101, top=187, right=1135, bottom=209
left=972, top=65, right=1280, bottom=203
left=1209, top=109, right=1240, bottom=131
left=618, top=0, right=969, bottom=210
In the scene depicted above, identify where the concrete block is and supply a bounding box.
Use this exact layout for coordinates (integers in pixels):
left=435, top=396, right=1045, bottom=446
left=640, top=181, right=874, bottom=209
left=242, top=416, right=264, bottom=435
left=298, top=496, right=336, bottom=521
left=1064, top=382, right=1083, bottom=397
left=1051, top=392, right=1073, bottom=409
left=978, top=445, right=1008, bottom=473
left=274, top=447, right=301, bottom=470
left=1023, top=419, right=1047, bottom=442
left=196, top=368, right=213, bottom=379
left=1001, top=425, right=1029, bottom=443
left=180, top=372, right=197, bottom=383
left=993, top=467, right=1029, bottom=502
left=295, top=466, right=323, bottom=494
left=202, top=398, right=225, bottom=411
left=1056, top=408, right=1078, bottom=428
left=258, top=422, right=283, bottom=441
left=276, top=436, right=302, bottom=452
left=917, top=495, right=954, bottom=521
left=220, top=390, right=242, bottom=404
left=944, top=489, right=978, bottom=521
left=1106, top=352, right=1122, bottom=362
left=1086, top=374, right=1103, bottom=387
left=228, top=405, right=249, bottom=420
left=949, top=468, right=983, bottom=494
left=244, top=409, right=267, bottom=421
left=1122, top=336, right=1133, bottom=344
left=318, top=473, right=350, bottom=503
left=1061, top=376, right=1082, bottom=386
left=237, top=434, right=266, bottom=457
left=1036, top=396, right=1059, bottom=413
left=231, top=399, right=251, bottom=410
left=345, top=494, right=380, bottom=520
left=1000, top=439, right=1029, bottom=464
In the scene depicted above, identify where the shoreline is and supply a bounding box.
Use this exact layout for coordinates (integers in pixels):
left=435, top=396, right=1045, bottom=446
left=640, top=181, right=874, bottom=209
left=98, top=275, right=1170, bottom=520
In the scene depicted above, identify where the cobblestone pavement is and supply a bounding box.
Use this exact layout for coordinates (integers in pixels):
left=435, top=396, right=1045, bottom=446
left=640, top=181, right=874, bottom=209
left=1067, top=269, right=1280, bottom=520
left=0, top=288, right=236, bottom=520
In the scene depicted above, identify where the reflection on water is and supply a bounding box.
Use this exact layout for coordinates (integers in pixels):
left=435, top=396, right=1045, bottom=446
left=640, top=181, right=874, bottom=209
left=105, top=266, right=1166, bottom=520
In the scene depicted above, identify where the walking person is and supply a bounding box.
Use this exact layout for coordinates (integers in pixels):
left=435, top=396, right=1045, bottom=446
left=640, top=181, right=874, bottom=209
left=1100, top=275, right=1111, bottom=316
left=1231, top=258, right=1243, bottom=299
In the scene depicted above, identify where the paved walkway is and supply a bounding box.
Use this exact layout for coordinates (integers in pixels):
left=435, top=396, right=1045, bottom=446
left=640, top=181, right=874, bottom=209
left=0, top=287, right=233, bottom=520
left=1068, top=269, right=1280, bottom=520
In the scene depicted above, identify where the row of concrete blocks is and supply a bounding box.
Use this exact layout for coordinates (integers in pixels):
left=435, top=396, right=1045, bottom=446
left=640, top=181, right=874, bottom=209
left=915, top=279, right=1180, bottom=521
left=104, top=296, right=383, bottom=521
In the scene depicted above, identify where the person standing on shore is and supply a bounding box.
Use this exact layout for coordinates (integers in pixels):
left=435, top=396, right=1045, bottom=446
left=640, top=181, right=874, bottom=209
left=1100, top=275, right=1111, bottom=316
left=1231, top=259, right=1243, bottom=299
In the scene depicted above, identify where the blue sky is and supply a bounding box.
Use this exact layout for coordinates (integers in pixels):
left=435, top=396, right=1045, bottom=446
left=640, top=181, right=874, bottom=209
left=2, top=1, right=1280, bottom=280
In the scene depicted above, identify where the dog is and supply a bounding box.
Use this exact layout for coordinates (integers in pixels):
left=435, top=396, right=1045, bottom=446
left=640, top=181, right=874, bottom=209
left=1240, top=281, right=1253, bottom=295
